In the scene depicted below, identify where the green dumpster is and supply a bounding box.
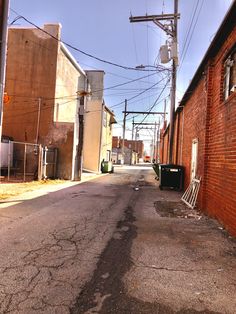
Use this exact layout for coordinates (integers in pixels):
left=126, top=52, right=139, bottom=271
left=101, top=161, right=114, bottom=173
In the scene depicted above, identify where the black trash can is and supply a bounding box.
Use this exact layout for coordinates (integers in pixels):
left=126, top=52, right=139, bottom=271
left=159, top=164, right=184, bottom=191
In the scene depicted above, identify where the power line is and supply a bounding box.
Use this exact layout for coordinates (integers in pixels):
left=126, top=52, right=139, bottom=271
left=10, top=9, right=170, bottom=73
left=110, top=74, right=170, bottom=109
left=133, top=78, right=170, bottom=127
left=179, top=0, right=205, bottom=71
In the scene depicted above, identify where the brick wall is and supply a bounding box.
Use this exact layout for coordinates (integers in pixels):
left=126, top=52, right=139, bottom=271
left=161, top=18, right=236, bottom=236
left=203, top=27, right=236, bottom=235
left=112, top=137, right=144, bottom=158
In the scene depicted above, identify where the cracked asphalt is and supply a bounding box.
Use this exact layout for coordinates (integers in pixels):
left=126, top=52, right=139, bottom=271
left=0, top=165, right=236, bottom=313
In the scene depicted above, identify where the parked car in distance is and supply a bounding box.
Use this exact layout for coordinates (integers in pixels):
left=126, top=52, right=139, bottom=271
left=143, top=155, right=151, bottom=163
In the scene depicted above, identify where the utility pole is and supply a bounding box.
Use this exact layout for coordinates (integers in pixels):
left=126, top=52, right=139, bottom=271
left=77, top=95, right=85, bottom=181
left=156, top=118, right=160, bottom=162
left=130, top=118, right=135, bottom=165
left=168, top=0, right=178, bottom=164
left=131, top=117, right=134, bottom=141
left=153, top=122, right=157, bottom=162
left=73, top=88, right=89, bottom=181
left=130, top=0, right=179, bottom=164
left=0, top=0, right=9, bottom=141
left=122, top=99, right=127, bottom=163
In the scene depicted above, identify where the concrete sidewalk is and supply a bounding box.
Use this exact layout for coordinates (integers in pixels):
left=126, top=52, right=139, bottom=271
left=124, top=171, right=236, bottom=313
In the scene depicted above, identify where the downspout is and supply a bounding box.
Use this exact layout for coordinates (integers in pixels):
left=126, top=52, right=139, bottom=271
left=180, top=107, right=184, bottom=165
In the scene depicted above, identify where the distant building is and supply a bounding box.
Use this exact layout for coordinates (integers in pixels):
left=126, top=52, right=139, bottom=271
left=112, top=136, right=144, bottom=160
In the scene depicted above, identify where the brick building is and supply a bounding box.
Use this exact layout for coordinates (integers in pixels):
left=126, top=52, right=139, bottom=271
left=112, top=136, right=144, bottom=159
left=160, top=2, right=236, bottom=236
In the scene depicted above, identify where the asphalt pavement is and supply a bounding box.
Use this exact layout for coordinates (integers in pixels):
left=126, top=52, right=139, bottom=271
left=0, top=165, right=235, bottom=313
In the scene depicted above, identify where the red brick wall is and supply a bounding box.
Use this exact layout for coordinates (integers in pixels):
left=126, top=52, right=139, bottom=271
left=181, top=78, right=208, bottom=205
left=161, top=25, right=236, bottom=236
left=112, top=136, right=120, bottom=148
left=112, top=136, right=144, bottom=158
left=204, top=27, right=236, bottom=236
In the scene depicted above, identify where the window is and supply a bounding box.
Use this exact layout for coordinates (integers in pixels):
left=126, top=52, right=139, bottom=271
left=223, top=48, right=236, bottom=100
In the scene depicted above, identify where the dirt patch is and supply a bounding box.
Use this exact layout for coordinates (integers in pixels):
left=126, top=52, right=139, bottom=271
left=0, top=180, right=65, bottom=200
left=154, top=201, right=203, bottom=219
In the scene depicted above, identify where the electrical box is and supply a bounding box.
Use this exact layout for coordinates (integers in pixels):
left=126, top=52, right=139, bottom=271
left=170, top=41, right=179, bottom=65
left=160, top=45, right=170, bottom=64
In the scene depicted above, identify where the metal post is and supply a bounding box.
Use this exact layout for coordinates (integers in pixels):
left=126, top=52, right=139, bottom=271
left=23, top=143, right=27, bottom=182
left=7, top=139, right=10, bottom=181
left=43, top=146, right=47, bottom=179
left=122, top=99, right=127, bottom=163
left=35, top=97, right=41, bottom=144
left=38, top=144, right=43, bottom=180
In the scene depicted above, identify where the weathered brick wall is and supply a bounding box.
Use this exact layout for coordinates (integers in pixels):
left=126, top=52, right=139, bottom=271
left=204, top=27, right=236, bottom=235
left=180, top=78, right=208, bottom=205
left=3, top=26, right=59, bottom=143
left=160, top=22, right=236, bottom=236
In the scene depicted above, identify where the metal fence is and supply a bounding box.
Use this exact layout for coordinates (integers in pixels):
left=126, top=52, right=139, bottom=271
left=0, top=141, right=57, bottom=182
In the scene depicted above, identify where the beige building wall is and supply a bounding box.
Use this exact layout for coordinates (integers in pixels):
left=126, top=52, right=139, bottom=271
left=3, top=24, right=60, bottom=143
left=83, top=70, right=116, bottom=173
left=101, top=107, right=115, bottom=162
left=83, top=71, right=104, bottom=173
left=83, top=99, right=103, bottom=172
left=3, top=24, right=86, bottom=179
left=54, top=43, right=86, bottom=179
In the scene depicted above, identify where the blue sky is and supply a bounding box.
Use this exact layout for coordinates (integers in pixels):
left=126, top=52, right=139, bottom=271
left=9, top=0, right=233, bottom=148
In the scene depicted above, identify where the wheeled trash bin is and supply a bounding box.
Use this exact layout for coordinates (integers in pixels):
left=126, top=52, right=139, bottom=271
left=159, top=164, right=184, bottom=191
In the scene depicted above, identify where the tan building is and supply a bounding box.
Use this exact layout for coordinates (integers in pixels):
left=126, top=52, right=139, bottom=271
left=3, top=23, right=86, bottom=179
left=83, top=71, right=116, bottom=173
left=3, top=24, right=116, bottom=178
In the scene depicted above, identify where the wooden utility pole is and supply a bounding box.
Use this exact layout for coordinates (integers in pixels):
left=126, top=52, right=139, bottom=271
left=77, top=95, right=85, bottom=181
left=122, top=99, right=127, bottom=161
left=0, top=0, right=9, bottom=179
left=153, top=122, right=157, bottom=162
left=156, top=118, right=161, bottom=162
left=168, top=0, right=178, bottom=164
left=131, top=117, right=134, bottom=140
left=130, top=0, right=179, bottom=164
left=0, top=0, right=9, bottom=142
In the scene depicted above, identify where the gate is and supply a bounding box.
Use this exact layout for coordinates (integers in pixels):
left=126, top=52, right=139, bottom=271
left=0, top=141, right=57, bottom=182
left=38, top=146, right=57, bottom=180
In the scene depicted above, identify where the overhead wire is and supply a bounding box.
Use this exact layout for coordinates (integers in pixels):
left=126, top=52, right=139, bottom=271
left=179, top=0, right=205, bottom=71
left=10, top=9, right=169, bottom=73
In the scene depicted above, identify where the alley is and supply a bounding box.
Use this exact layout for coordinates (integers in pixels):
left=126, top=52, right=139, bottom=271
left=0, top=166, right=236, bottom=313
